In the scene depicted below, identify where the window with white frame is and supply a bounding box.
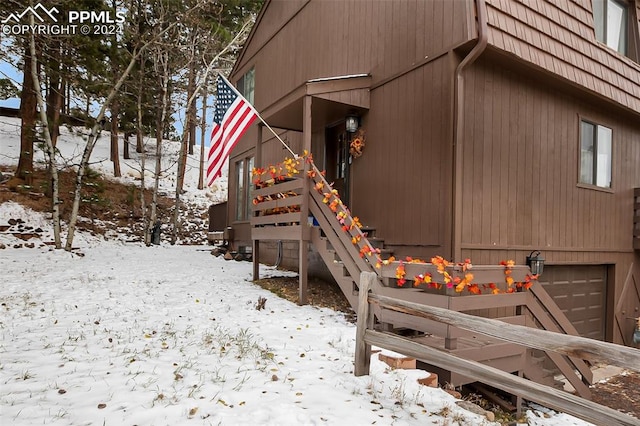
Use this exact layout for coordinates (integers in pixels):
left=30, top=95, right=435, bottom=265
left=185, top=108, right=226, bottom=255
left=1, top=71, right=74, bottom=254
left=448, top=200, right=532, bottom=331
left=580, top=120, right=612, bottom=188
left=593, top=0, right=628, bottom=55
left=237, top=67, right=255, bottom=105
left=235, top=156, right=254, bottom=221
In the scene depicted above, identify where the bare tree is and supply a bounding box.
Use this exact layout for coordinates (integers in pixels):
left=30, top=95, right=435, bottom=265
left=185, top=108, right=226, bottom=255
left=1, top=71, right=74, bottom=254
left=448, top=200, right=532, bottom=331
left=63, top=12, right=193, bottom=250
left=198, top=82, right=208, bottom=190
left=28, top=15, right=61, bottom=247
left=147, top=47, right=172, bottom=244
left=170, top=19, right=254, bottom=244
left=16, top=38, right=36, bottom=186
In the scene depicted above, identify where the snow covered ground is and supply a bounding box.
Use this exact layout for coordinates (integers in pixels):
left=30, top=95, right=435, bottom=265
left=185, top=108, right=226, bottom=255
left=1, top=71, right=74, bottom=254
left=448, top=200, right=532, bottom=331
left=0, top=116, right=595, bottom=425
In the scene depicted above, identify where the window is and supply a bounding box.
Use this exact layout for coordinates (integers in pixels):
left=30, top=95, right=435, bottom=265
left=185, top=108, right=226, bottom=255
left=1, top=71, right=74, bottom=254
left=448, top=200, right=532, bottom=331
left=580, top=120, right=612, bottom=188
left=235, top=156, right=254, bottom=221
left=593, top=0, right=628, bottom=55
left=237, top=67, right=255, bottom=105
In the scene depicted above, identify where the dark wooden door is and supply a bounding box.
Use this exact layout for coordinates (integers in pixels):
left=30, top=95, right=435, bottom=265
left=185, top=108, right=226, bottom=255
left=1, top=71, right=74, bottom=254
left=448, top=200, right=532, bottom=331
left=325, top=123, right=350, bottom=206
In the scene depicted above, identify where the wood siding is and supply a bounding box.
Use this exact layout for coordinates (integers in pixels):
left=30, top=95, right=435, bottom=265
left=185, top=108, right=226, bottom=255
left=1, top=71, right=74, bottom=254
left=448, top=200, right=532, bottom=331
left=233, top=0, right=474, bottom=114
left=460, top=57, right=640, bottom=254
left=459, top=57, right=640, bottom=343
left=485, top=0, right=640, bottom=115
left=230, top=0, right=477, bottom=254
left=350, top=54, right=453, bottom=259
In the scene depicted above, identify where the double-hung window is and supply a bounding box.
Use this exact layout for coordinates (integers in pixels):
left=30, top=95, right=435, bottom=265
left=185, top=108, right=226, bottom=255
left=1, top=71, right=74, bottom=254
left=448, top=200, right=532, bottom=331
left=237, top=67, right=255, bottom=105
left=235, top=156, right=255, bottom=221
left=593, top=0, right=628, bottom=55
left=579, top=120, right=612, bottom=189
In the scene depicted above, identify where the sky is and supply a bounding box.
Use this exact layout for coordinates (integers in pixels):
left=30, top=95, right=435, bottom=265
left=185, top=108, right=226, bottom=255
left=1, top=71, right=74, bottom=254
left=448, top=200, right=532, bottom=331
left=0, top=116, right=612, bottom=425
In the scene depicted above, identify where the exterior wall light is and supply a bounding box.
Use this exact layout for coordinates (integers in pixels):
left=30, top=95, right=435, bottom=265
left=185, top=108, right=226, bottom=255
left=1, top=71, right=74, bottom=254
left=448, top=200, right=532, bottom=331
left=345, top=114, right=359, bottom=133
left=526, top=250, right=545, bottom=275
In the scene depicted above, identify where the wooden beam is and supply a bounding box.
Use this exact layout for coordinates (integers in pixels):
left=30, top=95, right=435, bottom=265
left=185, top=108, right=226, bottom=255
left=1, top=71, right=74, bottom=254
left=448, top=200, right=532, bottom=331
left=252, top=225, right=302, bottom=241
left=369, top=293, right=640, bottom=373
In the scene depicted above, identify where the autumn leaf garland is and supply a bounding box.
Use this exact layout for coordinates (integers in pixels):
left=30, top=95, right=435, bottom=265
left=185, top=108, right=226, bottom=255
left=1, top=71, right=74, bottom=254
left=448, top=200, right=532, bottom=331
left=253, top=153, right=538, bottom=295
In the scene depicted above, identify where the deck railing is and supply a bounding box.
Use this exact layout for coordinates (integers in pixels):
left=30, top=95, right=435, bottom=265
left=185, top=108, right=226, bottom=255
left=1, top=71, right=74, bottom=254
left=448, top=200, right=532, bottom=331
left=355, top=271, right=640, bottom=426
left=250, top=159, right=598, bottom=399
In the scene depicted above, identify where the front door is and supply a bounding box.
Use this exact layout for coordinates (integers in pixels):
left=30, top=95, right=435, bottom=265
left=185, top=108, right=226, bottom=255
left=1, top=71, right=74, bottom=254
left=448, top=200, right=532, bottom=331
left=325, top=123, right=350, bottom=206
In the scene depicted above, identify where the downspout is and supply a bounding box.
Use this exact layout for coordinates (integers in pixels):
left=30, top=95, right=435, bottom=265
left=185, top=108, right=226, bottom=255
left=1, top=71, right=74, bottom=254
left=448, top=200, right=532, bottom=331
left=452, top=0, right=488, bottom=261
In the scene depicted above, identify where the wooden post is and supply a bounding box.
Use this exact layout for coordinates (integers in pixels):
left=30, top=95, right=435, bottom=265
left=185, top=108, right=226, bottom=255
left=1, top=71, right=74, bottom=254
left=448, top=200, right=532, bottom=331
left=252, top=124, right=263, bottom=282
left=355, top=271, right=375, bottom=376
left=252, top=240, right=260, bottom=281
left=298, top=95, right=312, bottom=305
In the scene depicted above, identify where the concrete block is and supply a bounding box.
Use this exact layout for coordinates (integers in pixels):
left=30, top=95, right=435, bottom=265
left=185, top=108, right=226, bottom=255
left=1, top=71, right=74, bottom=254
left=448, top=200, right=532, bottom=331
left=417, top=373, right=439, bottom=388
left=378, top=353, right=416, bottom=370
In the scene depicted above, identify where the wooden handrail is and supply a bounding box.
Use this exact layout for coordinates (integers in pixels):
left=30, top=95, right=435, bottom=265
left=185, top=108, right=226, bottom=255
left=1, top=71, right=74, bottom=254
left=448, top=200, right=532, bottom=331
left=355, top=272, right=640, bottom=426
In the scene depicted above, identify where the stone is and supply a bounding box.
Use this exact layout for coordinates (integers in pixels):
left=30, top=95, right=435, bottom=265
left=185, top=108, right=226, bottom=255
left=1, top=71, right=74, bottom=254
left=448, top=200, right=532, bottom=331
left=455, top=400, right=495, bottom=422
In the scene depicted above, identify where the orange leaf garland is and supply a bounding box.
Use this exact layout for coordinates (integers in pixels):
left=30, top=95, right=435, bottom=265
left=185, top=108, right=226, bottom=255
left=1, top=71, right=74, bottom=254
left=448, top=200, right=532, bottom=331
left=359, top=245, right=372, bottom=258
left=395, top=261, right=406, bottom=286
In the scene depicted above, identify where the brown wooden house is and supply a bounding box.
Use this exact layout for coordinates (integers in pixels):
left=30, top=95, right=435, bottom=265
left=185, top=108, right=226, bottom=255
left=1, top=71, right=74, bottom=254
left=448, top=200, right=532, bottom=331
left=222, top=0, right=640, bottom=353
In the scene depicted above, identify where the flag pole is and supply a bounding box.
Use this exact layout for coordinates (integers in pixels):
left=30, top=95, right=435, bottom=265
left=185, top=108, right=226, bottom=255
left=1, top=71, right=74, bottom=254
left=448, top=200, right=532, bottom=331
left=218, top=74, right=298, bottom=159
left=255, top=115, right=298, bottom=158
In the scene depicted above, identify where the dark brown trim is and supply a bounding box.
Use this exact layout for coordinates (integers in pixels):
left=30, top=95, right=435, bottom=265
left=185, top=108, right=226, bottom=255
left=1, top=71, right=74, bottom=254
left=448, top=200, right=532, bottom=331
left=452, top=0, right=488, bottom=262
left=370, top=48, right=451, bottom=90
left=576, top=183, right=615, bottom=193
left=461, top=244, right=633, bottom=253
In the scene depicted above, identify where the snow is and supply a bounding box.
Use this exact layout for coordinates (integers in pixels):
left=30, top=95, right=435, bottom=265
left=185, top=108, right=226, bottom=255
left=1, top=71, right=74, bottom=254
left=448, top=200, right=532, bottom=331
left=0, top=116, right=595, bottom=425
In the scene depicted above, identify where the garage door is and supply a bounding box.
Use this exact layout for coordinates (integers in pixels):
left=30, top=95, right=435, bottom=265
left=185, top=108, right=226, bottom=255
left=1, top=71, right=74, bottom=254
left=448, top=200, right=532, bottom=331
left=539, top=265, right=607, bottom=341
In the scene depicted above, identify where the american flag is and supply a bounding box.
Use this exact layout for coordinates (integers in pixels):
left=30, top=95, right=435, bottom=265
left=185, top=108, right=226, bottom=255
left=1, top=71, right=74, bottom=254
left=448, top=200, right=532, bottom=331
left=206, top=75, right=258, bottom=186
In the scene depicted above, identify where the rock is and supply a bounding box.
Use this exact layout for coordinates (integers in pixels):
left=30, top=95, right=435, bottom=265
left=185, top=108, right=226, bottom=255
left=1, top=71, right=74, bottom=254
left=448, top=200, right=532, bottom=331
left=444, top=389, right=462, bottom=399
left=455, top=400, right=495, bottom=422
left=223, top=252, right=233, bottom=261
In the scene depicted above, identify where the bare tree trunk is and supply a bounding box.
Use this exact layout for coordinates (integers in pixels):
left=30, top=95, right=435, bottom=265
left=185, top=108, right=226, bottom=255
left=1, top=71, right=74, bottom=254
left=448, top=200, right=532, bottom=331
left=111, top=101, right=122, bottom=177
left=28, top=18, right=61, bottom=248
left=65, top=48, right=145, bottom=251
left=137, top=78, right=149, bottom=245
left=198, top=83, right=207, bottom=190
left=46, top=45, right=62, bottom=147
left=17, top=38, right=36, bottom=186
left=123, top=132, right=130, bottom=159
left=170, top=19, right=254, bottom=244
left=149, top=50, right=171, bottom=244
left=136, top=129, right=143, bottom=153
left=187, top=59, right=196, bottom=155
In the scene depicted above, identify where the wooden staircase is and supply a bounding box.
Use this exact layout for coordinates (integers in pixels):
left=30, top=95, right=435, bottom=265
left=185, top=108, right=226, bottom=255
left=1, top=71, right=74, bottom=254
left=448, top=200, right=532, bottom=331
left=251, top=159, right=595, bottom=399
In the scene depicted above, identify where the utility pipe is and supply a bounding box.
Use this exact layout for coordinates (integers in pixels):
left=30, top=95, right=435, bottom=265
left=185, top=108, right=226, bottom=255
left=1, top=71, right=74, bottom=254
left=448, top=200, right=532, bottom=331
left=452, top=0, right=488, bottom=261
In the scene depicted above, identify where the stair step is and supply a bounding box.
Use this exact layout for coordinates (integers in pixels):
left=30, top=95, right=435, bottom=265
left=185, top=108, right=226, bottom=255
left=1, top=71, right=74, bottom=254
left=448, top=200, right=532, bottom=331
left=360, top=226, right=376, bottom=238
left=336, top=276, right=358, bottom=295
left=379, top=248, right=394, bottom=258
left=327, top=260, right=349, bottom=277
left=368, top=237, right=385, bottom=249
